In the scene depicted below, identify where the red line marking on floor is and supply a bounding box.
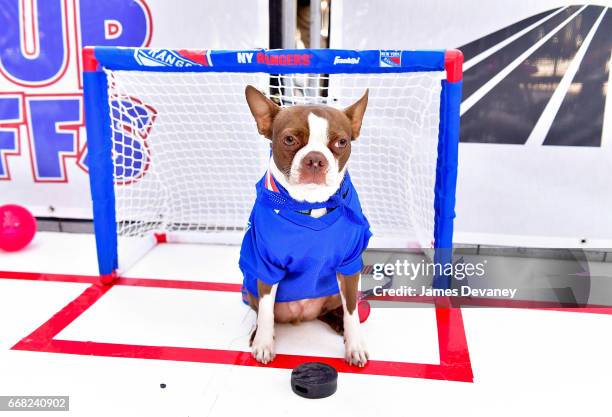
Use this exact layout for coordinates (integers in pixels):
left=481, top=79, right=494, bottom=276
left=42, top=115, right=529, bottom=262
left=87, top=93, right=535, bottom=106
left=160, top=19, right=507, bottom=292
left=115, top=277, right=243, bottom=292
left=12, top=284, right=110, bottom=351
left=0, top=270, right=98, bottom=284
left=369, top=294, right=612, bottom=314
left=436, top=305, right=472, bottom=370
left=6, top=272, right=473, bottom=382
left=3, top=268, right=608, bottom=381
left=1, top=270, right=610, bottom=313
left=20, top=338, right=472, bottom=382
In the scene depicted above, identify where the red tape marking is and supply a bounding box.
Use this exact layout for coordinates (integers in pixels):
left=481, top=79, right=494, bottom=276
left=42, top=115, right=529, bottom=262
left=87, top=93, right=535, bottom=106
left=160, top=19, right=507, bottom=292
left=12, top=284, right=111, bottom=351
left=368, top=294, right=612, bottom=314
left=22, top=338, right=472, bottom=382
left=0, top=270, right=98, bottom=284
left=115, top=277, right=242, bottom=292
left=1, top=270, right=610, bottom=313
left=5, top=271, right=473, bottom=382
left=2, top=268, right=611, bottom=381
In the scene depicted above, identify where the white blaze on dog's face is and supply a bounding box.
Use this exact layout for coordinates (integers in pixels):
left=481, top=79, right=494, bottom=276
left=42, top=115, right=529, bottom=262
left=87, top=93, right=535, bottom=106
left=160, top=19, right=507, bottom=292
left=245, top=85, right=369, bottom=202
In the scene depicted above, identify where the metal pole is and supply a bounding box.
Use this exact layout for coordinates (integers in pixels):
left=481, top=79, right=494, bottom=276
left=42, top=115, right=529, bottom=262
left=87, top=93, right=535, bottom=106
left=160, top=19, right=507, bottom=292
left=310, top=0, right=321, bottom=49
left=307, top=0, right=322, bottom=98
left=282, top=0, right=296, bottom=49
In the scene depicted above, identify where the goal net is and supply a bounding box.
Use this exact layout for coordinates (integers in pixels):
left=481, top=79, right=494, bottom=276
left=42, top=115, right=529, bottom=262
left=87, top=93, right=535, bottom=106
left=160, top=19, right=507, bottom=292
left=83, top=48, right=462, bottom=279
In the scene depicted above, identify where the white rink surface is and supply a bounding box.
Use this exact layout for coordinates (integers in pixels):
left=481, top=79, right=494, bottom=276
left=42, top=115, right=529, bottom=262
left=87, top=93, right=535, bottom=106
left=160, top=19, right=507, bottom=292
left=57, top=286, right=439, bottom=364
left=0, top=232, right=611, bottom=416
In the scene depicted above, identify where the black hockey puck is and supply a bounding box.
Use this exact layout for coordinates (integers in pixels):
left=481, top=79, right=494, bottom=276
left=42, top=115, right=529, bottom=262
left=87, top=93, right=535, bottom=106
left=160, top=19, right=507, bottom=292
left=291, top=362, right=337, bottom=399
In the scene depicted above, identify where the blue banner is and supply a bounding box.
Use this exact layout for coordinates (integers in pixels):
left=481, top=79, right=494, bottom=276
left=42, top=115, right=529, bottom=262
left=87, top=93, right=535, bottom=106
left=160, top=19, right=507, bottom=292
left=90, top=47, right=447, bottom=74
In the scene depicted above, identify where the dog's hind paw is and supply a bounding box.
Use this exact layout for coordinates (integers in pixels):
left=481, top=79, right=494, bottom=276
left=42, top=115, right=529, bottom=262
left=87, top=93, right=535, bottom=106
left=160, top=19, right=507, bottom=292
left=251, top=334, right=275, bottom=364
left=345, top=337, right=369, bottom=367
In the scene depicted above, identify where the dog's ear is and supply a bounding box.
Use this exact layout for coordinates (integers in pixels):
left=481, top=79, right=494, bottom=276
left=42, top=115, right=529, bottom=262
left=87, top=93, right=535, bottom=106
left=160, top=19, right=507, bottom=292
left=344, top=89, right=369, bottom=139
left=245, top=85, right=280, bottom=139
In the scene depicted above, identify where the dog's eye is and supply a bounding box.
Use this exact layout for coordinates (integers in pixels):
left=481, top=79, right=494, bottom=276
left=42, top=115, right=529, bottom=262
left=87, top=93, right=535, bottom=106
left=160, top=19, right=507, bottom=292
left=283, top=135, right=296, bottom=146
left=334, top=138, right=349, bottom=148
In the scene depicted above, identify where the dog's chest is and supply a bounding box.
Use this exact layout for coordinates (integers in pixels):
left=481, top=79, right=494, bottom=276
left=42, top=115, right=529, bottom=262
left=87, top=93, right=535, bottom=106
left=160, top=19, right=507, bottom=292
left=309, top=208, right=327, bottom=218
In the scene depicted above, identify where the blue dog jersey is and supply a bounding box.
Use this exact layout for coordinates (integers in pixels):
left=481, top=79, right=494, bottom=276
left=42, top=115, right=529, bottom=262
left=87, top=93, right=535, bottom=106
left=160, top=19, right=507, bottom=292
left=239, top=171, right=372, bottom=302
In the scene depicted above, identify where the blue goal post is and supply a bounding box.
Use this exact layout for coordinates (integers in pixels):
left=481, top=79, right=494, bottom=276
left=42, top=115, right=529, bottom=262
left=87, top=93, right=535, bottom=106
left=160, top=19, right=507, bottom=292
left=82, top=47, right=463, bottom=288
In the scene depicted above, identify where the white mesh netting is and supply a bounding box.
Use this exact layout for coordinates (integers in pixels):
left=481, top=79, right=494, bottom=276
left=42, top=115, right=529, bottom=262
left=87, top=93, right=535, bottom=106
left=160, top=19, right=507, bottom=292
left=104, top=69, right=443, bottom=258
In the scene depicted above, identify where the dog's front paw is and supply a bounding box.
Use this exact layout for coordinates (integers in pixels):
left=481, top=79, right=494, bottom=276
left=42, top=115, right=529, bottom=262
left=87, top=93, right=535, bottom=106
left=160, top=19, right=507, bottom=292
left=344, top=335, right=369, bottom=367
left=251, top=332, right=275, bottom=364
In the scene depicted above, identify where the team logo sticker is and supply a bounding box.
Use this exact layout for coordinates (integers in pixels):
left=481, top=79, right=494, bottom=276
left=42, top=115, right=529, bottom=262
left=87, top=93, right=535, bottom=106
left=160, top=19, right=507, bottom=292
left=134, top=49, right=212, bottom=67
left=379, top=50, right=401, bottom=68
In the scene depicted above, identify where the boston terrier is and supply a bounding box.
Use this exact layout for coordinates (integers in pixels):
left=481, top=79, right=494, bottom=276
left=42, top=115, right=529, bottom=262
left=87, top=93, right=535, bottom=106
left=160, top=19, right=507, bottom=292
left=240, top=85, right=371, bottom=367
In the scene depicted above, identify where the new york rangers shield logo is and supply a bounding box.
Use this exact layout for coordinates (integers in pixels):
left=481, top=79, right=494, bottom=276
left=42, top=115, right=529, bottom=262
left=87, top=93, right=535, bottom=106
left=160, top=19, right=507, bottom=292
left=134, top=48, right=211, bottom=67
left=379, top=50, right=401, bottom=68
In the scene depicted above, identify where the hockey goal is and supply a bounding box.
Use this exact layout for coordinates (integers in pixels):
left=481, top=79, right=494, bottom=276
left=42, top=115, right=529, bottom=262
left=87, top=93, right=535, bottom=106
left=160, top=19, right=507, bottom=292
left=82, top=47, right=463, bottom=283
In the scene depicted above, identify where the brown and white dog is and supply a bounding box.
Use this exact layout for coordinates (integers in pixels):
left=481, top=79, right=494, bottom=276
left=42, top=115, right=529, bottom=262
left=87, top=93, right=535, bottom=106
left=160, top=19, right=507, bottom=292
left=243, top=85, right=369, bottom=367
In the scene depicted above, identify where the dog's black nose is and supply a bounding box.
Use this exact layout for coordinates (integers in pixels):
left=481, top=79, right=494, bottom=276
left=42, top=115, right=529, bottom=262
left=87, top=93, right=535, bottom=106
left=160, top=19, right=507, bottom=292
left=302, top=151, right=328, bottom=171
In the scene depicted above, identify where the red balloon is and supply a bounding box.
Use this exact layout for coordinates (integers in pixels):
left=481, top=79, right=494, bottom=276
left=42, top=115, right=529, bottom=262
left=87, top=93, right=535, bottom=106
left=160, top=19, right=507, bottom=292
left=0, top=205, right=37, bottom=252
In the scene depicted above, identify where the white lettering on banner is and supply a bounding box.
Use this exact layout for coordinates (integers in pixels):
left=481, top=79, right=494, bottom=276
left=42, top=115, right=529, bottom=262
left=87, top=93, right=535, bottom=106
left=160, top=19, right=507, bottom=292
left=333, top=56, right=360, bottom=65
left=237, top=52, right=254, bottom=63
